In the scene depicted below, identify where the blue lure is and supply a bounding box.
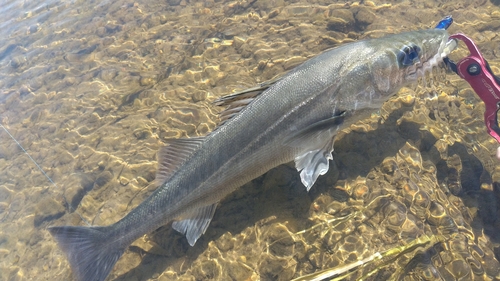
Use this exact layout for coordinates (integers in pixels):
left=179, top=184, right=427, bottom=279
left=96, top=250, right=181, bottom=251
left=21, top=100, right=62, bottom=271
left=435, top=16, right=453, bottom=30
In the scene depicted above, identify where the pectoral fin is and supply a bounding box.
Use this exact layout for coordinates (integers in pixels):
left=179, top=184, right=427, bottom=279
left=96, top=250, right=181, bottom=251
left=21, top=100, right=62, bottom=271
left=172, top=203, right=218, bottom=246
left=285, top=112, right=345, bottom=191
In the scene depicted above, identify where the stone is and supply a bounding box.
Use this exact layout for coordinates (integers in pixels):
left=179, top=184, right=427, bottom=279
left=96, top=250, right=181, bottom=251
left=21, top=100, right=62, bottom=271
left=191, top=91, right=207, bottom=102
left=355, top=8, right=376, bottom=30
left=167, top=0, right=181, bottom=5
left=94, top=171, right=113, bottom=189
left=34, top=197, right=65, bottom=226
left=327, top=9, right=355, bottom=33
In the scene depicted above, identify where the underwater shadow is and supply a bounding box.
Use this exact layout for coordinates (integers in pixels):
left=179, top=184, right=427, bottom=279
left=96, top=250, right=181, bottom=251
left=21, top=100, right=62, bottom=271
left=113, top=162, right=315, bottom=280
left=112, top=104, right=419, bottom=280
left=437, top=141, right=500, bottom=263
left=115, top=102, right=500, bottom=280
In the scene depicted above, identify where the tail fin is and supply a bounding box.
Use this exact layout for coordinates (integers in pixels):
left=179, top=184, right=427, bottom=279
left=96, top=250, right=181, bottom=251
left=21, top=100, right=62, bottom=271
left=48, top=226, right=126, bottom=281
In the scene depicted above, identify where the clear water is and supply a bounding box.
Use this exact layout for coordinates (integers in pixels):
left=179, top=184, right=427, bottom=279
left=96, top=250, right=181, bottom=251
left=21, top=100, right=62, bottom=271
left=0, top=0, right=499, bottom=280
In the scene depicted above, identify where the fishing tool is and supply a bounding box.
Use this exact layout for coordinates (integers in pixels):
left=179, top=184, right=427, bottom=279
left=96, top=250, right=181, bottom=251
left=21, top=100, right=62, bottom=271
left=443, top=33, right=500, bottom=157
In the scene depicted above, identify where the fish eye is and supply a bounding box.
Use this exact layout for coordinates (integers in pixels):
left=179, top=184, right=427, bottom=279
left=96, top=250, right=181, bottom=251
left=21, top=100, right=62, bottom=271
left=398, top=44, right=421, bottom=67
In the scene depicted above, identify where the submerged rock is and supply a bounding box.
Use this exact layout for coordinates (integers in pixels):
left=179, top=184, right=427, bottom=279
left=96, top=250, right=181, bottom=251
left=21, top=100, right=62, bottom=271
left=34, top=198, right=65, bottom=227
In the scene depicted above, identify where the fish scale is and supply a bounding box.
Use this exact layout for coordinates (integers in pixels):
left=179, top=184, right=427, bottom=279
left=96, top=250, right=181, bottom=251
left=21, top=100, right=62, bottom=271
left=49, top=27, right=456, bottom=281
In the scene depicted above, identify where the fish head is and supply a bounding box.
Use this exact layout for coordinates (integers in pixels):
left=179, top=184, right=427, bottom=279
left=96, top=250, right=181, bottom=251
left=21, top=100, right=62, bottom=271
left=368, top=29, right=457, bottom=94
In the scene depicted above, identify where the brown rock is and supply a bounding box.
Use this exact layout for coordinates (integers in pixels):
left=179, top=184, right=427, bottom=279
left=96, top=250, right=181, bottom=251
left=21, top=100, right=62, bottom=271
left=94, top=171, right=113, bottom=189
left=192, top=91, right=207, bottom=102
left=327, top=9, right=355, bottom=33
left=167, top=0, right=181, bottom=5
left=355, top=8, right=376, bottom=30
left=34, top=198, right=65, bottom=226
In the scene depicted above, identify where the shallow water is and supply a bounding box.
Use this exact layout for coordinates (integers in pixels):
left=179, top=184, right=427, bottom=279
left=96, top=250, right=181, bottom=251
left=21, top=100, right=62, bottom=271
left=1, top=0, right=500, bottom=280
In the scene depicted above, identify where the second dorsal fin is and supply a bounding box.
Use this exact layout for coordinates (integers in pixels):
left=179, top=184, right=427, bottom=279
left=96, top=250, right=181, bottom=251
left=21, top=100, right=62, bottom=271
left=155, top=137, right=204, bottom=185
left=214, top=76, right=282, bottom=127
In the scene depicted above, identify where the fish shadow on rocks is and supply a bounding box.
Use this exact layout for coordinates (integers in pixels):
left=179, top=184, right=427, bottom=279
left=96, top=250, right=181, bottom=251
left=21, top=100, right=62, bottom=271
left=111, top=105, right=420, bottom=280
left=113, top=103, right=500, bottom=280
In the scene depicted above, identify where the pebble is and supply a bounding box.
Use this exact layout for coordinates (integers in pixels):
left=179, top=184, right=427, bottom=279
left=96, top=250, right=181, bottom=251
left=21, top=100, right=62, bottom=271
left=354, top=7, right=376, bottom=29
left=34, top=198, right=66, bottom=226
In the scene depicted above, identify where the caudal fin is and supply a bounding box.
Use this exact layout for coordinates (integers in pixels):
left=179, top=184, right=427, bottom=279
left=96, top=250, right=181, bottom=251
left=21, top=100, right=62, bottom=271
left=48, top=225, right=126, bottom=281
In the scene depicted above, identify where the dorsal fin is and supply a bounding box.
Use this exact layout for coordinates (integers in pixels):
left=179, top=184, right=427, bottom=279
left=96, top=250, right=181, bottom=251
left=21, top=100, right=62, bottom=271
left=214, top=76, right=282, bottom=127
left=155, top=137, right=204, bottom=185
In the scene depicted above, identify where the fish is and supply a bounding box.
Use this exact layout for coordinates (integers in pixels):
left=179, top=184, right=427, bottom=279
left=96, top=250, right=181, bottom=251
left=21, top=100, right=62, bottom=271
left=48, top=26, right=457, bottom=281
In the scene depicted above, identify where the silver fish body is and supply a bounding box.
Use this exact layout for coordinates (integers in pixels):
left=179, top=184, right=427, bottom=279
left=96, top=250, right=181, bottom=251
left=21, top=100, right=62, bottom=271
left=49, top=28, right=456, bottom=281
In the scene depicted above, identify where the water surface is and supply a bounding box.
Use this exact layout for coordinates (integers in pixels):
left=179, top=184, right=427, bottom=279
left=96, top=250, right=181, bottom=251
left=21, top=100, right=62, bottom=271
left=1, top=0, right=500, bottom=280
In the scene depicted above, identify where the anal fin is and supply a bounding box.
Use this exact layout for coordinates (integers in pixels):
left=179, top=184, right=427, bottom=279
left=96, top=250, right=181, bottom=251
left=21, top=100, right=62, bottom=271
left=285, top=112, right=345, bottom=191
left=172, top=203, right=218, bottom=246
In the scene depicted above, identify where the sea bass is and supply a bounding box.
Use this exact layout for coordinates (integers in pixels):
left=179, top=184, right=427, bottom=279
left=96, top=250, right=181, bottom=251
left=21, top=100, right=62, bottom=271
left=49, top=27, right=456, bottom=281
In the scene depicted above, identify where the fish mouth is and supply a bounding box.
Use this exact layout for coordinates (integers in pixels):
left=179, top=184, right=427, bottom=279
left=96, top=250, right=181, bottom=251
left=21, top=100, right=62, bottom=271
left=409, top=39, right=458, bottom=78
left=409, top=37, right=457, bottom=80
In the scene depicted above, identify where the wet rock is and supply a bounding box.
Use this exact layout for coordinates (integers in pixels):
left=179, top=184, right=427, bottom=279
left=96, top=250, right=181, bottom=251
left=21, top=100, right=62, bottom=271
left=0, top=186, right=13, bottom=202
left=192, top=259, right=221, bottom=280
left=28, top=231, right=44, bottom=246
left=19, top=85, right=32, bottom=97
left=352, top=183, right=369, bottom=200
left=192, top=91, right=207, bottom=102
left=446, top=259, right=471, bottom=279
left=10, top=56, right=26, bottom=69
left=354, top=7, right=375, bottom=30
left=478, top=20, right=500, bottom=32
left=34, top=198, right=65, bottom=226
left=215, top=232, right=234, bottom=252
left=228, top=260, right=251, bottom=280
left=74, top=44, right=98, bottom=55
left=326, top=9, right=355, bottom=33
left=268, top=9, right=280, bottom=19
left=28, top=24, right=39, bottom=34
left=0, top=44, right=18, bottom=61
left=139, top=76, right=156, bottom=86
left=427, top=202, right=447, bottom=226
left=96, top=26, right=106, bottom=37
left=326, top=18, right=347, bottom=32
left=100, top=37, right=114, bottom=48
left=133, top=128, right=151, bottom=140
left=119, top=176, right=130, bottom=186
left=446, top=167, right=462, bottom=195
left=64, top=185, right=84, bottom=210
left=104, top=23, right=121, bottom=34
left=64, top=172, right=101, bottom=210
left=0, top=202, right=9, bottom=221
left=99, top=68, right=117, bottom=81
left=8, top=267, right=22, bottom=281
left=94, top=171, right=113, bottom=189
left=57, top=150, right=74, bottom=165
left=167, top=0, right=181, bottom=5
left=267, top=224, right=294, bottom=257
left=328, top=188, right=349, bottom=202
left=383, top=201, right=407, bottom=229
left=258, top=254, right=294, bottom=280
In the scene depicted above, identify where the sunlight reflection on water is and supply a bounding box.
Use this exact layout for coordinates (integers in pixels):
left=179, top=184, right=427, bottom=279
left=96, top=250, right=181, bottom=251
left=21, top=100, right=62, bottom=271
left=0, top=0, right=499, bottom=280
